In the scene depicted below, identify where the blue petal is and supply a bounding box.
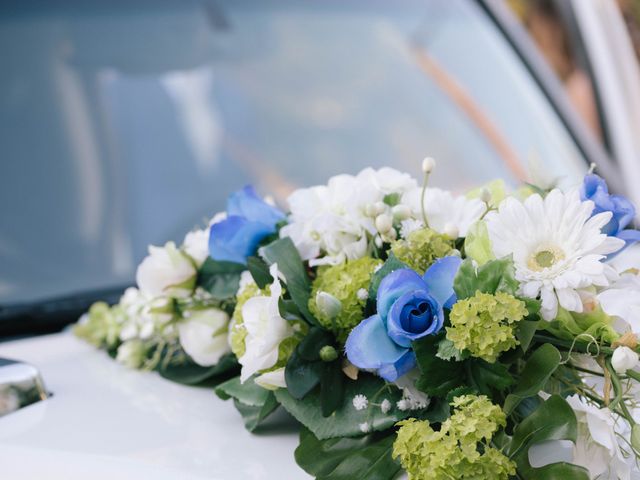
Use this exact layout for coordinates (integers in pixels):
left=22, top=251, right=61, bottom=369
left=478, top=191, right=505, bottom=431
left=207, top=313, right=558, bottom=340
left=209, top=216, right=273, bottom=264
left=387, top=291, right=443, bottom=347
left=227, top=185, right=285, bottom=225
left=345, top=314, right=410, bottom=372
left=611, top=195, right=636, bottom=232
left=422, top=256, right=462, bottom=308
left=376, top=269, right=426, bottom=323
left=377, top=350, right=416, bottom=382
left=617, top=229, right=640, bottom=248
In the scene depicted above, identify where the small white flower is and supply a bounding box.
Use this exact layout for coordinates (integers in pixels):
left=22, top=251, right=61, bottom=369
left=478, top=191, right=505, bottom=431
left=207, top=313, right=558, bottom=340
left=356, top=288, right=368, bottom=301
left=254, top=367, right=287, bottom=390
left=178, top=307, right=231, bottom=367
left=136, top=241, right=197, bottom=298
left=116, top=340, right=147, bottom=369
left=352, top=394, right=368, bottom=411
left=400, top=218, right=424, bottom=238
left=375, top=214, right=393, bottom=234
left=182, top=227, right=210, bottom=267
left=565, top=394, right=630, bottom=480
left=611, top=346, right=639, bottom=374
left=402, top=188, right=487, bottom=238
left=239, top=264, right=294, bottom=383
left=380, top=399, right=391, bottom=414
left=358, top=422, right=370, bottom=433
left=485, top=190, right=624, bottom=320
left=396, top=399, right=409, bottom=411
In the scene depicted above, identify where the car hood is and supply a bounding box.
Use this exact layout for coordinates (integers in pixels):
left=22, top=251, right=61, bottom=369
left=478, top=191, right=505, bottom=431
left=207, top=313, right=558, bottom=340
left=0, top=332, right=308, bottom=479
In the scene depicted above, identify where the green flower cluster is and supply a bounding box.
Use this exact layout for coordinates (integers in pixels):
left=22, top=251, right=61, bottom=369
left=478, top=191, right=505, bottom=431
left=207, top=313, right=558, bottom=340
left=447, top=291, right=527, bottom=363
left=309, top=257, right=382, bottom=342
left=393, top=395, right=514, bottom=480
left=74, top=301, right=123, bottom=350
left=391, top=228, right=454, bottom=274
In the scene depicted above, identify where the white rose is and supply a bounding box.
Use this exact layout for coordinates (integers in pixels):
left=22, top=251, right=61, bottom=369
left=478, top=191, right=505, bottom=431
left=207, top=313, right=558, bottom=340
left=254, top=367, right=287, bottom=390
left=136, top=241, right=196, bottom=298
left=182, top=228, right=210, bottom=267
left=178, top=307, right=231, bottom=366
left=239, top=263, right=293, bottom=383
left=116, top=340, right=147, bottom=369
left=565, top=394, right=631, bottom=480
left=611, top=346, right=639, bottom=374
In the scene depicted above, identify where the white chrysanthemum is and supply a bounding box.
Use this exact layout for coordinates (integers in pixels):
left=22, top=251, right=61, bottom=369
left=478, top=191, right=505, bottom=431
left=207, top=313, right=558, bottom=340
left=565, top=394, right=630, bottom=480
left=485, top=189, right=624, bottom=320
left=402, top=187, right=487, bottom=237
left=281, top=168, right=416, bottom=266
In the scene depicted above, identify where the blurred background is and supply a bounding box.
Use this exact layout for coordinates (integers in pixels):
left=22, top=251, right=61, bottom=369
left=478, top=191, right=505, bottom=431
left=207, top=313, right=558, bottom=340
left=1, top=0, right=639, bottom=336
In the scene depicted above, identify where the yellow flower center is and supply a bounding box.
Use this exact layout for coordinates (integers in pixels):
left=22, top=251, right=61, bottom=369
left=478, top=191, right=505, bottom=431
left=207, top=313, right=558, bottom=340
left=527, top=246, right=565, bottom=271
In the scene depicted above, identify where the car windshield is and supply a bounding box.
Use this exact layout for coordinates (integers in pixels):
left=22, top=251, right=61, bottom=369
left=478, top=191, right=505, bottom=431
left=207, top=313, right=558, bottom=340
left=0, top=0, right=587, bottom=306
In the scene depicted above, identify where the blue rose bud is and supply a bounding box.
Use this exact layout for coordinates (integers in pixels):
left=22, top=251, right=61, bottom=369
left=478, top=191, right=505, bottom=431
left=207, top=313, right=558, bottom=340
left=581, top=174, right=640, bottom=250
left=345, top=256, right=461, bottom=382
left=209, top=186, right=285, bottom=265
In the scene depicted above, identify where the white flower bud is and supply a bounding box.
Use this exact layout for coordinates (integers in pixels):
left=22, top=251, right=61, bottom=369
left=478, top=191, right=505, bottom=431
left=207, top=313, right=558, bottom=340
left=422, top=157, right=436, bottom=174
left=364, top=204, right=378, bottom=217
left=316, top=291, right=342, bottom=319
left=480, top=188, right=492, bottom=204
left=375, top=214, right=393, bottom=233
left=392, top=204, right=411, bottom=221
left=374, top=201, right=387, bottom=215
left=612, top=346, right=639, bottom=374
left=374, top=236, right=383, bottom=248
left=443, top=223, right=459, bottom=239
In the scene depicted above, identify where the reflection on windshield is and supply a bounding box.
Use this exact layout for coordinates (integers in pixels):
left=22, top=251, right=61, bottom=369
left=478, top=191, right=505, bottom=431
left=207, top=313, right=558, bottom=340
left=0, top=0, right=586, bottom=304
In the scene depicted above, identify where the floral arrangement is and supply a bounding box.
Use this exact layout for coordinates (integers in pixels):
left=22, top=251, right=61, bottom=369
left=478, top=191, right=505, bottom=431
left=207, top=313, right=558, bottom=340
left=76, top=161, right=640, bottom=479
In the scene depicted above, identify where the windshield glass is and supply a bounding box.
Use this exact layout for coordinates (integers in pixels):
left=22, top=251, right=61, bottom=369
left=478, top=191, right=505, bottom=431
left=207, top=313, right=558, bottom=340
left=0, top=0, right=587, bottom=305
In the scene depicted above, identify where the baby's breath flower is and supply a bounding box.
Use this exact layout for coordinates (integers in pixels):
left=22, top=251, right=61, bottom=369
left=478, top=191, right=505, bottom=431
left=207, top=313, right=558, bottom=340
left=359, top=422, right=370, bottom=433
left=391, top=228, right=455, bottom=274
left=356, top=288, right=369, bottom=301
left=352, top=394, right=368, bottom=411
left=446, top=291, right=527, bottom=363
left=309, top=257, right=382, bottom=342
left=393, top=395, right=514, bottom=480
left=380, top=399, right=391, bottom=414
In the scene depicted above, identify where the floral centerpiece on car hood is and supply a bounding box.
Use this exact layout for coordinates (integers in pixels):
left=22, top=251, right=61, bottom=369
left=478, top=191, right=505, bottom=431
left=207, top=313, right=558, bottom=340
left=76, top=161, right=640, bottom=480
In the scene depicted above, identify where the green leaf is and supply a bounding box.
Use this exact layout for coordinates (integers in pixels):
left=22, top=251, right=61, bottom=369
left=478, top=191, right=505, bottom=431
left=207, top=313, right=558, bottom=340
left=215, top=376, right=279, bottom=432
left=260, top=238, right=318, bottom=325
left=157, top=353, right=238, bottom=385
left=516, top=320, right=540, bottom=353
left=504, top=344, right=561, bottom=415
left=247, top=256, right=273, bottom=289
left=466, top=359, right=513, bottom=395
left=285, top=348, right=323, bottom=400
left=197, top=258, right=246, bottom=300
left=295, top=427, right=401, bottom=480
left=275, top=374, right=409, bottom=440
left=453, top=257, right=519, bottom=300
left=508, top=395, right=588, bottom=480
left=232, top=394, right=279, bottom=432
left=436, top=338, right=467, bottom=361
left=320, top=361, right=345, bottom=417
left=463, top=220, right=494, bottom=266
left=414, top=335, right=464, bottom=396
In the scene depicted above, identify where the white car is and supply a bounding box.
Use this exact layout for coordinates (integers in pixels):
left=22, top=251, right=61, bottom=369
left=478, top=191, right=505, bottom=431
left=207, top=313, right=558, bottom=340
left=1, top=1, right=639, bottom=478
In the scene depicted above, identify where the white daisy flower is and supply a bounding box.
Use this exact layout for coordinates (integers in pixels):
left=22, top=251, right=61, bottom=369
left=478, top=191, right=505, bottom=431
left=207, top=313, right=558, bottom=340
left=485, top=189, right=624, bottom=320
left=352, top=394, right=368, bottom=411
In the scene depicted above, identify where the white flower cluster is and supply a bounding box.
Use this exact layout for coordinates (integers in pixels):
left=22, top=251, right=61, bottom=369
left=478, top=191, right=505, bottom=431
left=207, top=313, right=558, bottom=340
left=280, top=167, right=486, bottom=266
left=114, top=218, right=232, bottom=369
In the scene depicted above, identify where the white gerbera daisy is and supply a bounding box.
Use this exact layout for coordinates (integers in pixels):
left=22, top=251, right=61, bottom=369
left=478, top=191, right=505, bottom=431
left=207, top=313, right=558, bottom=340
left=485, top=189, right=624, bottom=320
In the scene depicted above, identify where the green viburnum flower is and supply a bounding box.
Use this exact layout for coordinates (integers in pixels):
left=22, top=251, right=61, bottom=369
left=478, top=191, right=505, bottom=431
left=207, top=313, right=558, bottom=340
left=309, top=257, right=382, bottom=342
left=74, top=301, right=123, bottom=349
left=393, top=395, right=514, bottom=480
left=391, top=228, right=455, bottom=274
left=446, top=291, right=527, bottom=363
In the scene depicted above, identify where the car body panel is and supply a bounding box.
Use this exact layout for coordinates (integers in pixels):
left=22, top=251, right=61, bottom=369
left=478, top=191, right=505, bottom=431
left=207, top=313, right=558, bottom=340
left=0, top=332, right=308, bottom=479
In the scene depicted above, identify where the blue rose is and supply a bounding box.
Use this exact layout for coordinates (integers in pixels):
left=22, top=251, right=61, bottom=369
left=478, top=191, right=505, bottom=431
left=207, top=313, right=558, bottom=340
left=209, top=185, right=285, bottom=264
left=345, top=256, right=462, bottom=382
left=580, top=174, right=640, bottom=249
